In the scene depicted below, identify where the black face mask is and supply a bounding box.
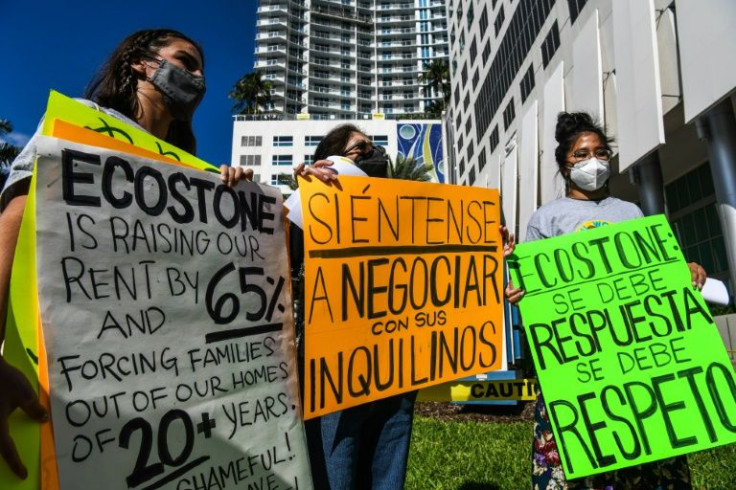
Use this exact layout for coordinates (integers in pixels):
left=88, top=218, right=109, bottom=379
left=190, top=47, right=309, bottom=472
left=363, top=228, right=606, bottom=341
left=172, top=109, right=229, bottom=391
left=149, top=59, right=206, bottom=121
left=354, top=145, right=389, bottom=178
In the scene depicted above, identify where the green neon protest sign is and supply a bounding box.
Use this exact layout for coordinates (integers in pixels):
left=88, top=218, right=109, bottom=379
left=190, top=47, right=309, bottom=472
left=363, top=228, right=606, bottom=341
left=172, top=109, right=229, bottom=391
left=508, top=215, right=736, bottom=479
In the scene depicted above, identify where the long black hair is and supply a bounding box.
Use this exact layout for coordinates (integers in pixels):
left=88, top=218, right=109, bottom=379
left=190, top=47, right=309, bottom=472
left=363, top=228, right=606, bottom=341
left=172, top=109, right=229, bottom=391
left=84, top=29, right=205, bottom=155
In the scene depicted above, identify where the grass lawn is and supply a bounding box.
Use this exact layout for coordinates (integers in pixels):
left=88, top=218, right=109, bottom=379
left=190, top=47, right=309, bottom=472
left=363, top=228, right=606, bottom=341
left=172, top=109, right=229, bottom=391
left=406, top=415, right=736, bottom=490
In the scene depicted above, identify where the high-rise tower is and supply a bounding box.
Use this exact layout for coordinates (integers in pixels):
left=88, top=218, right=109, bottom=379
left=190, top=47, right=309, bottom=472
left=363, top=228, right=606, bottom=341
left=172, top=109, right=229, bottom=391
left=254, top=0, right=449, bottom=118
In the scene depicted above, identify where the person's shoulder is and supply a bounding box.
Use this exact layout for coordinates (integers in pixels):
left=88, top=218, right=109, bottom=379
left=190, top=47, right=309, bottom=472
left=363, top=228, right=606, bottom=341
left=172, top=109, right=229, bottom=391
left=72, top=98, right=142, bottom=130
left=530, top=197, right=574, bottom=217
left=526, top=198, right=568, bottom=232
left=605, top=197, right=644, bottom=217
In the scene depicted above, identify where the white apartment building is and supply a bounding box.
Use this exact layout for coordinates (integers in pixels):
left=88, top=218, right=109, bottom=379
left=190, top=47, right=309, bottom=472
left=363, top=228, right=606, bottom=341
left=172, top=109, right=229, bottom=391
left=447, top=0, right=736, bottom=292
left=232, top=117, right=445, bottom=195
left=254, top=0, right=449, bottom=117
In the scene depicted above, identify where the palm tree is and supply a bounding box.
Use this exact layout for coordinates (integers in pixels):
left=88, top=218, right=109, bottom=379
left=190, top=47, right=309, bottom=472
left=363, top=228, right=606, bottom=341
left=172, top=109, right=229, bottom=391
left=0, top=119, right=21, bottom=164
left=229, top=71, right=274, bottom=115
left=389, top=155, right=434, bottom=182
left=418, top=60, right=451, bottom=115
left=423, top=100, right=445, bottom=119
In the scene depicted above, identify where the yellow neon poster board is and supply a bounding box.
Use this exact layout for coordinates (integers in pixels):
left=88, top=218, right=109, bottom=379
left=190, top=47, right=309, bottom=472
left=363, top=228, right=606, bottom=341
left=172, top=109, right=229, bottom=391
left=41, top=91, right=215, bottom=172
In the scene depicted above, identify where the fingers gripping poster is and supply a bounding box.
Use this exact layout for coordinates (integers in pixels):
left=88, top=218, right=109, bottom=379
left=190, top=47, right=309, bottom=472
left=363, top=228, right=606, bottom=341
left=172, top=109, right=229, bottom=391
left=300, top=177, right=505, bottom=418
left=508, top=215, right=736, bottom=479
left=34, top=137, right=311, bottom=490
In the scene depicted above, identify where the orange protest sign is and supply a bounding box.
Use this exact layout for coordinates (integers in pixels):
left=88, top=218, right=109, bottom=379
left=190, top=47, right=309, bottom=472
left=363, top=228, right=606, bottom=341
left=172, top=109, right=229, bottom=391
left=301, top=177, right=505, bottom=418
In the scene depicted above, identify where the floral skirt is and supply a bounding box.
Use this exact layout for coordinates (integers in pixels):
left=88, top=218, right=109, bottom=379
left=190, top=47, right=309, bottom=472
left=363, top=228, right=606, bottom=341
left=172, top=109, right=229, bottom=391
left=532, top=395, right=692, bottom=490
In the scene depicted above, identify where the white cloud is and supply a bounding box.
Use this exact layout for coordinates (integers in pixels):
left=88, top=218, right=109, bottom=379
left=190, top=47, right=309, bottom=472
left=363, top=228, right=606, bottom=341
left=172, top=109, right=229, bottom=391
left=0, top=132, right=31, bottom=147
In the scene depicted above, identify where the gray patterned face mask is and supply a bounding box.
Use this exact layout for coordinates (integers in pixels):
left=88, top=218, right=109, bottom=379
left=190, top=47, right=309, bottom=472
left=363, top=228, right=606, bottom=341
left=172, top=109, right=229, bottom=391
left=149, top=58, right=206, bottom=121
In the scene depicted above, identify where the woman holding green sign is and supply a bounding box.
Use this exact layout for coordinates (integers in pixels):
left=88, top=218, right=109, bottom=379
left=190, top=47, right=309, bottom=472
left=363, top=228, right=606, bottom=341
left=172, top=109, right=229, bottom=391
left=0, top=28, right=249, bottom=479
left=506, top=112, right=706, bottom=489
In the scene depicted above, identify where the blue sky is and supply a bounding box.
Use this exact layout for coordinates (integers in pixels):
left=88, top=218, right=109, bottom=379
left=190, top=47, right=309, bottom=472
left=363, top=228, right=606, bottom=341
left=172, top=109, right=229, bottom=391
left=0, top=0, right=258, bottom=165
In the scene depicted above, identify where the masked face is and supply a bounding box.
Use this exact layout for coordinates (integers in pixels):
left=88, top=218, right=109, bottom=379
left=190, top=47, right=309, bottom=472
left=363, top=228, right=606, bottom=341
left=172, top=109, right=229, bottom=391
left=354, top=145, right=389, bottom=178
left=342, top=134, right=389, bottom=178
left=569, top=157, right=610, bottom=191
left=149, top=58, right=206, bottom=121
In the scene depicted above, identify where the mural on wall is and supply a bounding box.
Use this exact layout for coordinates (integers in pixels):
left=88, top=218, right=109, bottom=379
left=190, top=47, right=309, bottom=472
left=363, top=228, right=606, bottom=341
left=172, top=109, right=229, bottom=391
left=397, top=123, right=445, bottom=183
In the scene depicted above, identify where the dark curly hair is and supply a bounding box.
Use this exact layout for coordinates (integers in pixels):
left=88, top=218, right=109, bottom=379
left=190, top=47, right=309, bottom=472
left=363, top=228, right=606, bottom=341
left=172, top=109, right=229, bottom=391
left=554, top=112, right=611, bottom=173
left=84, top=29, right=204, bottom=155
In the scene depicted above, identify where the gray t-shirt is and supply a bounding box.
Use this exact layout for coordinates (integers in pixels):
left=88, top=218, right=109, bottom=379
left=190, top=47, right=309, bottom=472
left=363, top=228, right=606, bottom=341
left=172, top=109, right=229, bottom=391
left=525, top=196, right=644, bottom=241
left=0, top=99, right=143, bottom=210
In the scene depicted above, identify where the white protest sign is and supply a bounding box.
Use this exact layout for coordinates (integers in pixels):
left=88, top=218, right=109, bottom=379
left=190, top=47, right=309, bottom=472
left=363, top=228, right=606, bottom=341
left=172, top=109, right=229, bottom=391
left=284, top=156, right=366, bottom=228
left=34, top=136, right=312, bottom=490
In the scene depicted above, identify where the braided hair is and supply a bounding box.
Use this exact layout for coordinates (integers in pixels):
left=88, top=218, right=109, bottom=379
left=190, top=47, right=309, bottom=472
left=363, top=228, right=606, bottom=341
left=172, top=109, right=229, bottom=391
left=84, top=29, right=204, bottom=154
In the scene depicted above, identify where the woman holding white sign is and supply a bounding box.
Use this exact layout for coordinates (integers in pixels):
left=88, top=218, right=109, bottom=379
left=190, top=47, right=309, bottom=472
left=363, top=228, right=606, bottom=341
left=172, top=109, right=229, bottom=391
left=0, top=28, right=249, bottom=479
left=506, top=112, right=706, bottom=489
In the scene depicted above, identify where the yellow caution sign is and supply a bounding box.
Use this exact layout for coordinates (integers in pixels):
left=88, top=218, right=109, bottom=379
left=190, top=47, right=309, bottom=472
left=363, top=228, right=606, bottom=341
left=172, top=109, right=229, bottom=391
left=418, top=378, right=538, bottom=402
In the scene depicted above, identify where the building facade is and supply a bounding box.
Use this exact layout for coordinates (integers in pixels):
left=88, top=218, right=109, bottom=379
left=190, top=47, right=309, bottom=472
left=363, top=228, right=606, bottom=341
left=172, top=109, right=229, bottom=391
left=447, top=0, right=736, bottom=292
left=232, top=117, right=445, bottom=195
left=254, top=0, right=449, bottom=118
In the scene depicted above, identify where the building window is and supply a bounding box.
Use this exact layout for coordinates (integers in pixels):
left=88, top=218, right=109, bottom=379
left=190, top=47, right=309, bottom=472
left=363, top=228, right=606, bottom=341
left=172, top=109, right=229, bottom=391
left=520, top=64, right=535, bottom=103
left=482, top=41, right=491, bottom=66
left=305, top=136, right=322, bottom=146
left=454, top=86, right=461, bottom=106
left=458, top=158, right=465, bottom=176
left=463, top=93, right=471, bottom=111
left=272, top=154, right=294, bottom=166
left=469, top=38, right=477, bottom=62
left=304, top=154, right=314, bottom=164
left=472, top=70, right=479, bottom=90
left=241, top=135, right=262, bottom=147
left=465, top=114, right=472, bottom=135
left=503, top=98, right=516, bottom=130
left=541, top=22, right=561, bottom=68
left=239, top=155, right=262, bottom=166
left=273, top=136, right=294, bottom=147
left=478, top=146, right=487, bottom=171
left=461, top=64, right=468, bottom=85
left=666, top=163, right=729, bottom=280
left=466, top=140, right=474, bottom=162
left=489, top=125, right=500, bottom=153
left=494, top=6, right=505, bottom=36
left=568, top=0, right=589, bottom=24
left=271, top=173, right=293, bottom=186
left=479, top=6, right=489, bottom=33
left=372, top=135, right=389, bottom=146
left=469, top=167, right=476, bottom=186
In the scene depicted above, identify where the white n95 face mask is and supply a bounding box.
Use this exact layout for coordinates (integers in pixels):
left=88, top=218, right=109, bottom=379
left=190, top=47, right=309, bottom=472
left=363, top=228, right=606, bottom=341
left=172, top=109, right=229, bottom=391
left=569, top=158, right=610, bottom=191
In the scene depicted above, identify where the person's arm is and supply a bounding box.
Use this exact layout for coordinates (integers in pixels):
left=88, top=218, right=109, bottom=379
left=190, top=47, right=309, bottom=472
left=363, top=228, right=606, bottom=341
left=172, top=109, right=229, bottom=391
left=0, top=195, right=48, bottom=480
left=294, top=159, right=337, bottom=184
